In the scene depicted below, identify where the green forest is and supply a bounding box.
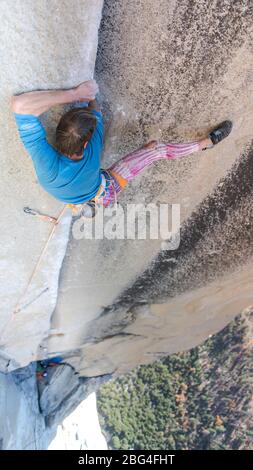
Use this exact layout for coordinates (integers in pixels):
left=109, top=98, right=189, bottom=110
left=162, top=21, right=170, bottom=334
left=97, top=310, right=253, bottom=450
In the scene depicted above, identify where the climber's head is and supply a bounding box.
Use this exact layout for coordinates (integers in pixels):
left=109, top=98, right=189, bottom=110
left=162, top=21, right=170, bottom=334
left=56, top=108, right=97, bottom=160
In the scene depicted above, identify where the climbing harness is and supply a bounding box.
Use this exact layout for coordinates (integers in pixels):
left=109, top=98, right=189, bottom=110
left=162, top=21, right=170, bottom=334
left=99, top=169, right=119, bottom=209
left=66, top=170, right=118, bottom=218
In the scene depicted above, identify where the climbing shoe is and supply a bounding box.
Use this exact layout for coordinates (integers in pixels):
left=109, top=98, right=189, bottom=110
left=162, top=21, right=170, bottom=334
left=209, top=120, right=233, bottom=145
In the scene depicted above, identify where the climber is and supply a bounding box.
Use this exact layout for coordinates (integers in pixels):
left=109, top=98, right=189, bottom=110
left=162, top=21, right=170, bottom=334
left=12, top=80, right=233, bottom=216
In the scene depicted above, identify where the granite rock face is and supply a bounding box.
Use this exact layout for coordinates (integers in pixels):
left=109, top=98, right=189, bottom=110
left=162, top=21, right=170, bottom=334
left=0, top=362, right=110, bottom=449
left=0, top=364, right=48, bottom=450
left=1, top=0, right=253, bottom=449
left=0, top=0, right=104, bottom=449
left=48, top=392, right=108, bottom=450
left=0, top=0, right=103, bottom=368
left=46, top=0, right=253, bottom=376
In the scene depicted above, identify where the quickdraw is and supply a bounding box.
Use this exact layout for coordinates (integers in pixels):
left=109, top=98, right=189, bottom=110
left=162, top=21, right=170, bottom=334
left=23, top=206, right=58, bottom=224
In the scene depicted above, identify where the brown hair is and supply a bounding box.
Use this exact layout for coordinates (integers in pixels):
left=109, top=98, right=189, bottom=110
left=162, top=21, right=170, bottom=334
left=56, top=108, right=97, bottom=157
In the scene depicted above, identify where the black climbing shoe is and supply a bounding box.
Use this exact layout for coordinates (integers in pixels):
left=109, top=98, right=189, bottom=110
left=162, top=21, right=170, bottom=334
left=209, top=120, right=233, bottom=145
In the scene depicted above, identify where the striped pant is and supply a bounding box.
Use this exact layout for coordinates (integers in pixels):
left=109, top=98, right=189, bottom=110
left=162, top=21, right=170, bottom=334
left=100, top=141, right=200, bottom=206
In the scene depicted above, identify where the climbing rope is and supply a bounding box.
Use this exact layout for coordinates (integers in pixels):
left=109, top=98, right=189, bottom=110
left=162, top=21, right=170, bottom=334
left=13, top=205, right=67, bottom=315
left=0, top=205, right=68, bottom=342
left=2, top=173, right=118, bottom=341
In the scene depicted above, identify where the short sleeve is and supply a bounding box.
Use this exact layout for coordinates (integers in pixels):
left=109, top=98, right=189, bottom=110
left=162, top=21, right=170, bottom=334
left=14, top=113, right=59, bottom=182
left=89, top=109, right=104, bottom=151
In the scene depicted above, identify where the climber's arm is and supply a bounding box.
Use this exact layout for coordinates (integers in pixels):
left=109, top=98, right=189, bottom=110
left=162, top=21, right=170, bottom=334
left=11, top=80, right=99, bottom=117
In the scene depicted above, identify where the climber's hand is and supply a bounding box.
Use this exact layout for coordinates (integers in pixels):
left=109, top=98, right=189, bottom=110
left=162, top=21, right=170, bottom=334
left=75, top=80, right=99, bottom=102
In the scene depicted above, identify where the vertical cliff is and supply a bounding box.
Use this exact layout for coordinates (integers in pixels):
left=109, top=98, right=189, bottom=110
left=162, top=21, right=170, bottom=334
left=0, top=0, right=104, bottom=449
left=0, top=0, right=103, bottom=369
left=46, top=0, right=253, bottom=377
left=1, top=0, right=253, bottom=449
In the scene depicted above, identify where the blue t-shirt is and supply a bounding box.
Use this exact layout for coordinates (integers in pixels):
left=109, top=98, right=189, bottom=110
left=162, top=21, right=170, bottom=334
left=14, top=109, right=103, bottom=204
